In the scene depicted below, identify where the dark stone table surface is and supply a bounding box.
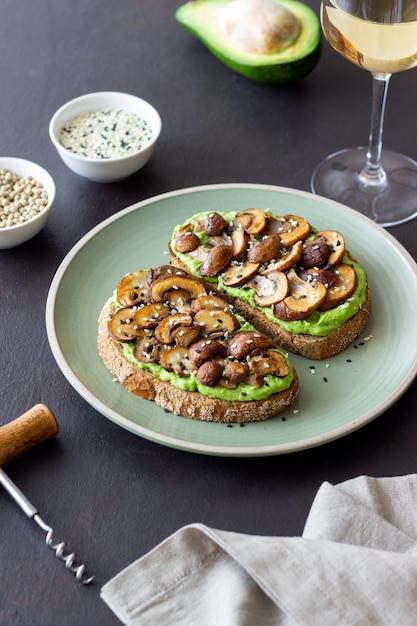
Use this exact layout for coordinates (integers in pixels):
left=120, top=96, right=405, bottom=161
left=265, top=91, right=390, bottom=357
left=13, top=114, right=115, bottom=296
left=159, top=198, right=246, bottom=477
left=1, top=1, right=416, bottom=624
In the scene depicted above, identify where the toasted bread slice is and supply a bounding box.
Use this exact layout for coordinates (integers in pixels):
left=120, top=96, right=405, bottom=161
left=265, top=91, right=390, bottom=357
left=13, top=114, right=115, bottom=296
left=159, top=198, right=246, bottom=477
left=169, top=210, right=370, bottom=360
left=97, top=268, right=299, bottom=423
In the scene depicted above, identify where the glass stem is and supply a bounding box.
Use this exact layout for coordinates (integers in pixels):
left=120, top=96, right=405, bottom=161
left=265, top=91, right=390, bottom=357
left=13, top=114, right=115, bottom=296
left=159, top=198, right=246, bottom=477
left=358, top=72, right=391, bottom=188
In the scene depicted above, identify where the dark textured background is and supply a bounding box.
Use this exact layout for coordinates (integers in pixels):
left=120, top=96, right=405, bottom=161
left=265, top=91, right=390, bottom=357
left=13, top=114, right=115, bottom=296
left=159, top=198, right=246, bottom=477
left=0, top=1, right=416, bottom=624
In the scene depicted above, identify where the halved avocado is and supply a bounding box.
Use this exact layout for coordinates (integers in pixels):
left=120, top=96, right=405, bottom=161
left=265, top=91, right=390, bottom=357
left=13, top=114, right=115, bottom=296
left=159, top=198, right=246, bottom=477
left=175, top=0, right=321, bottom=83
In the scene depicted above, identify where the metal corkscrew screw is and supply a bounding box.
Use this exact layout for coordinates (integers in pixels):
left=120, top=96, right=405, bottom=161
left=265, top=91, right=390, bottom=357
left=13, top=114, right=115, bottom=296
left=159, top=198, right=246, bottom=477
left=0, top=404, right=94, bottom=585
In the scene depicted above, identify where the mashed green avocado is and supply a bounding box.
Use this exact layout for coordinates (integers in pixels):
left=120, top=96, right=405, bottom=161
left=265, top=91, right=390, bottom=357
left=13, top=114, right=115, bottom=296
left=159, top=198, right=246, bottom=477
left=113, top=289, right=294, bottom=402
left=171, top=211, right=368, bottom=338
left=122, top=342, right=294, bottom=401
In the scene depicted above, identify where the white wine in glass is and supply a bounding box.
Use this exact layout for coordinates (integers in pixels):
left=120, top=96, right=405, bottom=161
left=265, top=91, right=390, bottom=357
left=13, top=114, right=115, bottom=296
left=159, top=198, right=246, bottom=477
left=311, top=0, right=417, bottom=226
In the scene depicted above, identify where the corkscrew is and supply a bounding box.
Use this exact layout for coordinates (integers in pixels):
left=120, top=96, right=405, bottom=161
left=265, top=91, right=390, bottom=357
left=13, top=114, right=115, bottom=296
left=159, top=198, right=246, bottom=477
left=0, top=404, right=94, bottom=585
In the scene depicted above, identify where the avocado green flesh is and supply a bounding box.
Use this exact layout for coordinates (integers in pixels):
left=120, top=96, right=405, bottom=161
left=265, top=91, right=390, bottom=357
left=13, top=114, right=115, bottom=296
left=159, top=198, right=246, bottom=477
left=171, top=211, right=368, bottom=338
left=120, top=325, right=294, bottom=402
left=113, top=289, right=294, bottom=402
left=175, top=0, right=322, bottom=83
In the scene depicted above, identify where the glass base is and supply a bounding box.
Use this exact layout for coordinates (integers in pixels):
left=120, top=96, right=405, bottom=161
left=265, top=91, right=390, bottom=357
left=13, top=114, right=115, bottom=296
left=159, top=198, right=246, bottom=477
left=311, top=147, right=417, bottom=227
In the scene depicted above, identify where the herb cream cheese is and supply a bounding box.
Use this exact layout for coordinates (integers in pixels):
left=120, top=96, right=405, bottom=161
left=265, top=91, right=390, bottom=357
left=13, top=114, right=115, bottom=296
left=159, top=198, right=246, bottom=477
left=59, top=108, right=153, bottom=159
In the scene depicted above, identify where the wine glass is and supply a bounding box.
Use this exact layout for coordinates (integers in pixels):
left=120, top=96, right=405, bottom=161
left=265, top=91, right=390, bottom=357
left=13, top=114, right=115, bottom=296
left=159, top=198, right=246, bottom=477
left=311, top=0, right=417, bottom=227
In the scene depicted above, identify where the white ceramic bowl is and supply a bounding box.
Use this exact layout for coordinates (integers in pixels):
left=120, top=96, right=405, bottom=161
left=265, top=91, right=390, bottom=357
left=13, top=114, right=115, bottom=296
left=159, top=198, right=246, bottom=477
left=0, top=157, right=55, bottom=249
left=49, top=92, right=162, bottom=183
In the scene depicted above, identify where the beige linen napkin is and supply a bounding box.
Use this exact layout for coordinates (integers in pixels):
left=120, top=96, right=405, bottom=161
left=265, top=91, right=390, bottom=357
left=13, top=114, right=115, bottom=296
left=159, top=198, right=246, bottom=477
left=101, top=474, right=417, bottom=625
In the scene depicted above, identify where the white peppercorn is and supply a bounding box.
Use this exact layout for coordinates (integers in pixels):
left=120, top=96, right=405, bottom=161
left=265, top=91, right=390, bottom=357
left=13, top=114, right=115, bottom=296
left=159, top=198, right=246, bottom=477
left=0, top=168, right=48, bottom=228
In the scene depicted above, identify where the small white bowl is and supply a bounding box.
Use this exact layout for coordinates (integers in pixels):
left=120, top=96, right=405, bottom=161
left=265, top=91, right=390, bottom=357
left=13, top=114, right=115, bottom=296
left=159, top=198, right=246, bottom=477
left=49, top=92, right=162, bottom=183
left=0, top=157, right=55, bottom=249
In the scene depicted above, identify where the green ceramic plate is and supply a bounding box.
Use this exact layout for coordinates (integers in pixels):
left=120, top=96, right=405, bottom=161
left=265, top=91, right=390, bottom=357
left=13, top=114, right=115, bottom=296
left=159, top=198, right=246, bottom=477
left=46, top=184, right=417, bottom=457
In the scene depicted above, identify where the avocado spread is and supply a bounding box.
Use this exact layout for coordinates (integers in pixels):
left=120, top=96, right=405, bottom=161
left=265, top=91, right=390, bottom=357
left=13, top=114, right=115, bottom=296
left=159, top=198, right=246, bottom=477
left=171, top=211, right=368, bottom=338
left=121, top=334, right=294, bottom=402
left=112, top=278, right=295, bottom=403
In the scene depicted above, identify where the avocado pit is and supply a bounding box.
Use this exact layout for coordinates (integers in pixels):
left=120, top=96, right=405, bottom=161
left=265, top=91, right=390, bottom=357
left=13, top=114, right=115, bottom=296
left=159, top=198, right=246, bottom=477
left=217, top=0, right=301, bottom=55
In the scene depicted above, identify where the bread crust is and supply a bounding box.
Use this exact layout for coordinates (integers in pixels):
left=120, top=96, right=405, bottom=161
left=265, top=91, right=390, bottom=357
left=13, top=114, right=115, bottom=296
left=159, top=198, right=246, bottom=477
left=169, top=246, right=370, bottom=360
left=98, top=298, right=299, bottom=423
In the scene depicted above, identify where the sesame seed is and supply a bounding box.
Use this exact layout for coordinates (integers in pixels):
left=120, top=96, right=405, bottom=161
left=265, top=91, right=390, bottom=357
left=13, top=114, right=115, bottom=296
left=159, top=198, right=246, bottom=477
left=59, top=108, right=153, bottom=159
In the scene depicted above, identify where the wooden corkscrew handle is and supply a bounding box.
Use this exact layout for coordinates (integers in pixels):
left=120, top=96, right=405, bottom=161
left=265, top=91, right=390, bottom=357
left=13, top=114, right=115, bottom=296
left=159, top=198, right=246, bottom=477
left=0, top=404, right=58, bottom=466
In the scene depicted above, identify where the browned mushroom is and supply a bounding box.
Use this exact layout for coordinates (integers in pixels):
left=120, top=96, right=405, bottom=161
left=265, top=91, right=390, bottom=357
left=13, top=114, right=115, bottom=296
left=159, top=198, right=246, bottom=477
left=160, top=346, right=196, bottom=376
left=222, top=261, right=260, bottom=287
left=197, top=244, right=233, bottom=277
left=247, top=233, right=282, bottom=264
left=193, top=308, right=240, bottom=338
left=149, top=274, right=207, bottom=303
left=259, top=240, right=303, bottom=273
left=263, top=216, right=286, bottom=235
left=230, top=212, right=252, bottom=233
left=298, top=267, right=338, bottom=287
left=227, top=331, right=276, bottom=361
left=191, top=294, right=231, bottom=313
left=147, top=265, right=186, bottom=284
left=300, top=240, right=332, bottom=269
left=165, top=289, right=194, bottom=313
left=133, top=335, right=165, bottom=363
left=314, top=230, right=346, bottom=266
left=155, top=313, right=194, bottom=344
left=317, top=263, right=357, bottom=311
left=205, top=212, right=228, bottom=236
left=231, top=228, right=249, bottom=259
left=206, top=233, right=232, bottom=247
left=233, top=209, right=268, bottom=235
left=190, top=216, right=207, bottom=233
left=277, top=215, right=311, bottom=248
left=220, top=362, right=249, bottom=388
left=272, top=269, right=327, bottom=321
left=188, top=339, right=228, bottom=367
left=175, top=230, right=200, bottom=253
left=248, top=350, right=289, bottom=379
left=134, top=303, right=171, bottom=329
left=108, top=307, right=144, bottom=342
left=116, top=270, right=149, bottom=307
left=196, top=360, right=224, bottom=387
left=171, top=324, right=202, bottom=347
left=248, top=270, right=289, bottom=307
left=187, top=246, right=211, bottom=263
